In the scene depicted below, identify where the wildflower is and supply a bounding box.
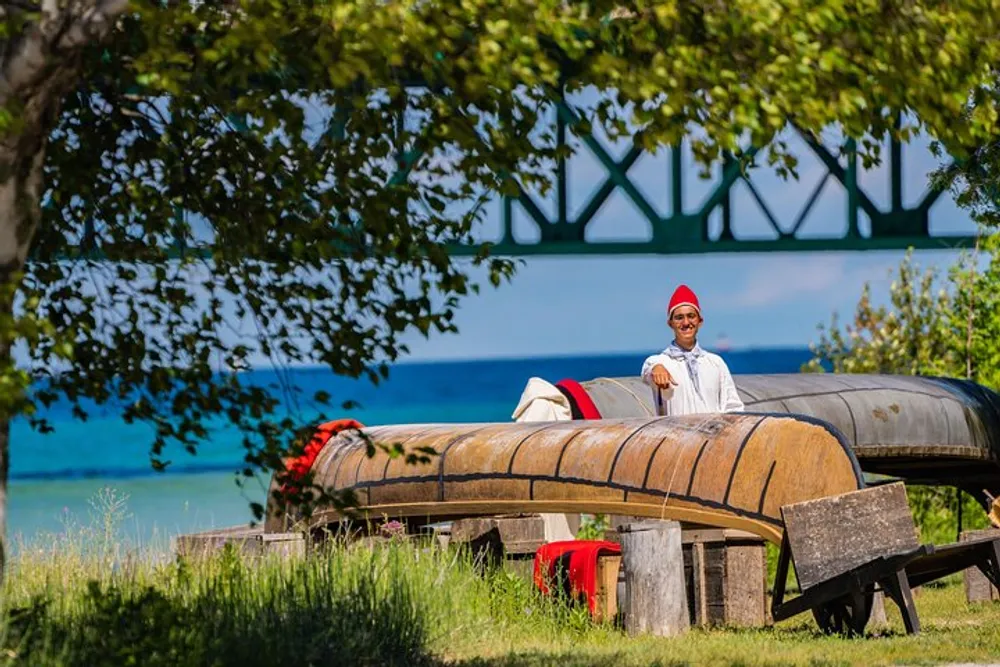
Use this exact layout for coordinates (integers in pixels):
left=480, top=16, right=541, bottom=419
left=379, top=520, right=406, bottom=538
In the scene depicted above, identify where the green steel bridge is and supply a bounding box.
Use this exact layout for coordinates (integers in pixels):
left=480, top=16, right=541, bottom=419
left=65, top=97, right=977, bottom=260
left=456, top=103, right=976, bottom=257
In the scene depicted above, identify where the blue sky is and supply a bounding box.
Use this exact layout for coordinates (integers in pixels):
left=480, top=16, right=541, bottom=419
left=397, top=122, right=976, bottom=361
left=398, top=249, right=965, bottom=361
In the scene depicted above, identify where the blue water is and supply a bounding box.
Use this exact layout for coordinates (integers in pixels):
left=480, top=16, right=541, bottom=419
left=8, top=347, right=812, bottom=549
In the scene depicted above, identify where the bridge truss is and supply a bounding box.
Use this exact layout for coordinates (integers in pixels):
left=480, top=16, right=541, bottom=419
left=455, top=102, right=977, bottom=257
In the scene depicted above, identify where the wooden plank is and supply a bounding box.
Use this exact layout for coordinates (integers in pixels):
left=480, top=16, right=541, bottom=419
left=716, top=539, right=767, bottom=626
left=681, top=528, right=760, bottom=544
left=962, top=529, right=1000, bottom=603
left=705, top=543, right=725, bottom=623
left=594, top=554, right=621, bottom=623
left=619, top=521, right=689, bottom=636
left=885, top=568, right=921, bottom=634
left=174, top=525, right=262, bottom=558
left=257, top=532, right=307, bottom=559
left=691, top=542, right=707, bottom=625
left=906, top=539, right=998, bottom=588
left=174, top=525, right=305, bottom=559
left=780, top=482, right=918, bottom=590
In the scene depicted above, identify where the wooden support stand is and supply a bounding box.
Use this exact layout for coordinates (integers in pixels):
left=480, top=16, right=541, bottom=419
left=618, top=520, right=689, bottom=637
left=606, top=523, right=768, bottom=628
left=174, top=525, right=305, bottom=560
left=963, top=528, right=1000, bottom=603
left=682, top=528, right=768, bottom=628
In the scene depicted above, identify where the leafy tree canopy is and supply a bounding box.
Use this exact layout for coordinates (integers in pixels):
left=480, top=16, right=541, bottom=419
left=3, top=0, right=1000, bottom=533
left=804, top=233, right=1000, bottom=387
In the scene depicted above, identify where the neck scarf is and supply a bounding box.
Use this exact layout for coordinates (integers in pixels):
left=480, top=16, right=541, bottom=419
left=665, top=340, right=705, bottom=399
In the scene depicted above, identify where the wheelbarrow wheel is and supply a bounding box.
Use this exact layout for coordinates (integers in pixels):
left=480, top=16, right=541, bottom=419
left=812, top=590, right=873, bottom=637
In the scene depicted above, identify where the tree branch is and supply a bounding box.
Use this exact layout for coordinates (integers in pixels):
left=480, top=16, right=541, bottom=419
left=0, top=0, right=128, bottom=103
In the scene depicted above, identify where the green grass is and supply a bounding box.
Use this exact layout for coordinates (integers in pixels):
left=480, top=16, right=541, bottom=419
left=3, top=488, right=1000, bottom=666
left=448, top=581, right=1000, bottom=666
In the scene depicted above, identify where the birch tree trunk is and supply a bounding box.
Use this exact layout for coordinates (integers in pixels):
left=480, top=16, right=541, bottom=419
left=0, top=0, right=129, bottom=577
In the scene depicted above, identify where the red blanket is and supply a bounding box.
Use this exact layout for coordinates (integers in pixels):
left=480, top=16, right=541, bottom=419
left=533, top=540, right=621, bottom=615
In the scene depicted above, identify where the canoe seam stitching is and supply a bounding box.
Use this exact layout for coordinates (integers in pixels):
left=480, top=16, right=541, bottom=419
left=685, top=439, right=711, bottom=496
left=757, top=461, right=777, bottom=514
left=723, top=418, right=766, bottom=505
left=506, top=423, right=568, bottom=475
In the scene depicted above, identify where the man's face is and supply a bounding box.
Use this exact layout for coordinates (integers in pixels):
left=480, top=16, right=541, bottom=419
left=668, top=305, right=702, bottom=346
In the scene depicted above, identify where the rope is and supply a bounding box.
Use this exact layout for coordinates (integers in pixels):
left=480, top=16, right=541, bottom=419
left=659, top=448, right=684, bottom=520
left=659, top=416, right=716, bottom=519
left=596, top=377, right=656, bottom=417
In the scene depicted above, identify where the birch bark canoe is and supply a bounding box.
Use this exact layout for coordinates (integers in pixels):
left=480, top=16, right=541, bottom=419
left=266, top=412, right=864, bottom=545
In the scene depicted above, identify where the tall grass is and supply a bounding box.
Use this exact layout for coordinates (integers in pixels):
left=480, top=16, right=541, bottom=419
left=4, top=544, right=435, bottom=667
left=0, top=488, right=610, bottom=666
left=4, top=488, right=1000, bottom=667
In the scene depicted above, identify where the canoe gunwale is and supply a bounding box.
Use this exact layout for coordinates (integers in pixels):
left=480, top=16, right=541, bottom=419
left=304, top=499, right=785, bottom=545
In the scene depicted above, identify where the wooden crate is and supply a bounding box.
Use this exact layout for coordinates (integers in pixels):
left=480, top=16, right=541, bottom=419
left=962, top=528, right=1000, bottom=603
left=174, top=525, right=305, bottom=560
left=445, top=515, right=548, bottom=574
left=681, top=528, right=767, bottom=628
left=449, top=514, right=547, bottom=555
left=606, top=524, right=767, bottom=628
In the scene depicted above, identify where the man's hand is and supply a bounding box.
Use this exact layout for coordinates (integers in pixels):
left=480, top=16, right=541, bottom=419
left=651, top=364, right=677, bottom=390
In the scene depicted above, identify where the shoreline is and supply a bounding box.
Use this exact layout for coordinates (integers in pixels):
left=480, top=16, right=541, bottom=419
left=8, top=471, right=265, bottom=556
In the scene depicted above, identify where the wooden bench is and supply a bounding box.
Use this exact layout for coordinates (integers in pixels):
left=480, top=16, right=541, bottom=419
left=771, top=482, right=1000, bottom=636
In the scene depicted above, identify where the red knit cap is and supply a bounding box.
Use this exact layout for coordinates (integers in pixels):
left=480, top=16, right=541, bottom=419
left=668, top=284, right=701, bottom=316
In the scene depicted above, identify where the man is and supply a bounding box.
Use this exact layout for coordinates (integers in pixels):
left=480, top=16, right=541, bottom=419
left=641, top=284, right=744, bottom=415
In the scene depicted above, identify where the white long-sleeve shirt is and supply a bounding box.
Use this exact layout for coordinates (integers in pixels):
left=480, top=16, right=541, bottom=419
left=640, top=349, right=744, bottom=416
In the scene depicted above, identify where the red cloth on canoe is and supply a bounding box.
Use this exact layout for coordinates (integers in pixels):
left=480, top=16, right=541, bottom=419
left=278, top=418, right=364, bottom=497
left=533, top=540, right=622, bottom=615
left=554, top=379, right=602, bottom=420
